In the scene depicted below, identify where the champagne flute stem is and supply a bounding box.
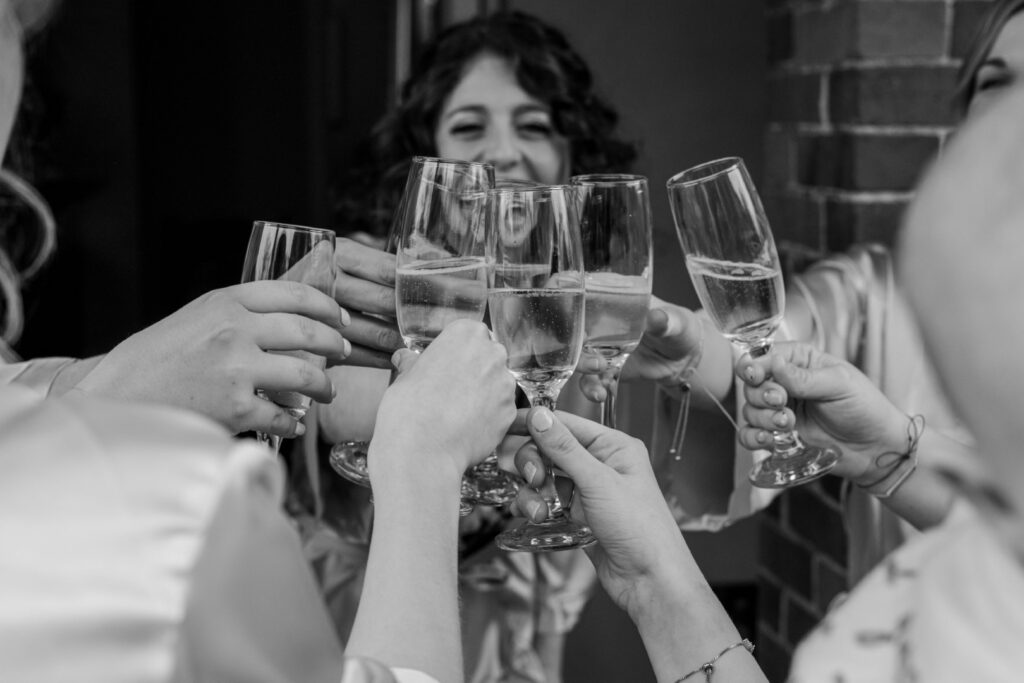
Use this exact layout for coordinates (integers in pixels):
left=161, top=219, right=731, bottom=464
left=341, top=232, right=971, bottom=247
left=599, top=365, right=622, bottom=429
left=529, top=393, right=568, bottom=519
left=667, top=383, right=691, bottom=461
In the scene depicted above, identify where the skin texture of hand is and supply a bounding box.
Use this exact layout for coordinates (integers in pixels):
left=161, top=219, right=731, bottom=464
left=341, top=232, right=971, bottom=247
left=736, top=342, right=910, bottom=483
left=369, top=319, right=517, bottom=484
left=71, top=281, right=348, bottom=438
left=333, top=237, right=404, bottom=368
left=508, top=408, right=693, bottom=620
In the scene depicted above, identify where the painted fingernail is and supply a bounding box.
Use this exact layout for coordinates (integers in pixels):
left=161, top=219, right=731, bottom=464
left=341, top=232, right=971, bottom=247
left=531, top=408, right=553, bottom=432
left=295, top=422, right=307, bottom=437
left=745, top=366, right=756, bottom=381
left=342, top=339, right=352, bottom=358
left=527, top=500, right=544, bottom=519
left=523, top=461, right=538, bottom=484
left=764, top=389, right=783, bottom=406
left=773, top=411, right=789, bottom=427
left=757, top=430, right=770, bottom=444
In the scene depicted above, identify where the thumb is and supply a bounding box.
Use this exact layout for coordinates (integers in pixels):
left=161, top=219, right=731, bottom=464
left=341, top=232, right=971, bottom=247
left=391, top=348, right=419, bottom=375
left=526, top=407, right=601, bottom=488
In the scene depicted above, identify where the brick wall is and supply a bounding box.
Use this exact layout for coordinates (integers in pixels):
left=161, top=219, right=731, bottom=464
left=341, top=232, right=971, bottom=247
left=757, top=1, right=991, bottom=680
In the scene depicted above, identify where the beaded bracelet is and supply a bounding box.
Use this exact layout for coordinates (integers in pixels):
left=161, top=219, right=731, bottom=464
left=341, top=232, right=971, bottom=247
left=674, top=638, right=755, bottom=682
left=856, top=414, right=925, bottom=500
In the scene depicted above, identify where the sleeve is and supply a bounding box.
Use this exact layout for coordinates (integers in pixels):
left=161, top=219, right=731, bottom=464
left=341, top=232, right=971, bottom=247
left=0, top=356, right=78, bottom=394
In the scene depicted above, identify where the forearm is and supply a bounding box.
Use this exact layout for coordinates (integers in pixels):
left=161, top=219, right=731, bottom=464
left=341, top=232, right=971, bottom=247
left=629, top=548, right=766, bottom=683
left=346, top=453, right=464, bottom=683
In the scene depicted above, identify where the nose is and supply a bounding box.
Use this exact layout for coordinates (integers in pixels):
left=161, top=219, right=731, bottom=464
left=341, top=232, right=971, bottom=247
left=481, top=128, right=522, bottom=174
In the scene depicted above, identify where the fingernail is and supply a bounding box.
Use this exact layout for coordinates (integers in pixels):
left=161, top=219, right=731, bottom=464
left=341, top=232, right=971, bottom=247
left=330, top=381, right=337, bottom=399
left=757, top=430, right=770, bottom=444
left=773, top=411, right=789, bottom=427
left=523, top=461, right=538, bottom=484
left=527, top=500, right=544, bottom=519
left=342, top=339, right=352, bottom=358
left=295, top=422, right=306, bottom=437
left=339, top=307, right=351, bottom=327
left=745, top=366, right=756, bottom=382
left=531, top=408, right=553, bottom=432
left=764, top=389, right=783, bottom=406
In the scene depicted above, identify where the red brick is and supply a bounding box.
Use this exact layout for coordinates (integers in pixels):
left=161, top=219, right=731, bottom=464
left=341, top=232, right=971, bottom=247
left=754, top=628, right=792, bottom=683
left=854, top=2, right=947, bottom=59
left=767, top=8, right=795, bottom=65
left=764, top=191, right=825, bottom=249
left=825, top=197, right=909, bottom=251
left=815, top=556, right=849, bottom=613
left=767, top=71, right=823, bottom=123
left=793, top=4, right=855, bottom=63
left=758, top=516, right=813, bottom=600
left=758, top=573, right=783, bottom=634
left=787, top=486, right=848, bottom=566
left=763, top=126, right=797, bottom=193
left=829, top=65, right=960, bottom=125
left=952, top=1, right=996, bottom=59
left=798, top=131, right=940, bottom=191
left=785, top=593, right=821, bottom=645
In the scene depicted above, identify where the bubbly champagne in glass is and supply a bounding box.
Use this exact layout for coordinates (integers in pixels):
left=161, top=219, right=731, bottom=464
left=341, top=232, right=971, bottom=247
left=396, top=255, right=489, bottom=351
left=488, top=287, right=585, bottom=394
left=686, top=256, right=783, bottom=349
left=582, top=271, right=650, bottom=359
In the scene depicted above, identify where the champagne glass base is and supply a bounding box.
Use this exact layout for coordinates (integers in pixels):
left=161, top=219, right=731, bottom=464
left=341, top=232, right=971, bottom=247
left=495, top=518, right=596, bottom=553
left=329, top=441, right=371, bottom=487
left=464, top=470, right=520, bottom=507
left=748, top=443, right=840, bottom=489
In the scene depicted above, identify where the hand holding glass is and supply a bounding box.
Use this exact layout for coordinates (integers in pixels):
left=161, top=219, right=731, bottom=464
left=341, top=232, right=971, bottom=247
left=240, top=220, right=337, bottom=454
left=667, top=157, right=839, bottom=488
left=488, top=183, right=594, bottom=551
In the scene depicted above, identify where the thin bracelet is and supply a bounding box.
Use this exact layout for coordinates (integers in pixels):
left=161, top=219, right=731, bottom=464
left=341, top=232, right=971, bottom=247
left=856, top=414, right=925, bottom=499
left=675, top=638, right=755, bottom=683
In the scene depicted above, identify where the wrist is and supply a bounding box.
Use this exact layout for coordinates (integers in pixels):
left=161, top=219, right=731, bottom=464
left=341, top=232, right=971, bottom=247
left=855, top=414, right=925, bottom=499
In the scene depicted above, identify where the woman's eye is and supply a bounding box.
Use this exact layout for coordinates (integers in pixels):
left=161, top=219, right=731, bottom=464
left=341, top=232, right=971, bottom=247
left=449, top=123, right=483, bottom=136
left=518, top=122, right=552, bottom=137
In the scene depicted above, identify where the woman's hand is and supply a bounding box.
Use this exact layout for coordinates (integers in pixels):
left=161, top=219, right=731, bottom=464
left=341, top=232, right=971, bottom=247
left=736, top=342, right=910, bottom=483
left=370, top=319, right=517, bottom=483
left=72, top=281, right=348, bottom=438
left=332, top=237, right=404, bottom=368
left=577, top=296, right=706, bottom=402
left=508, top=408, right=692, bottom=621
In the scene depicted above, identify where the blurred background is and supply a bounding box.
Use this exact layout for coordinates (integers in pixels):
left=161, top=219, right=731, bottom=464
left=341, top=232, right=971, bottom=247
left=8, top=1, right=986, bottom=679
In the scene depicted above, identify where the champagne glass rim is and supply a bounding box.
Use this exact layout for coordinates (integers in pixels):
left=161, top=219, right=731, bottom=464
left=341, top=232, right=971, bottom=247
left=487, top=182, right=574, bottom=196
left=570, top=173, right=648, bottom=187
left=666, top=156, right=744, bottom=189
left=410, top=155, right=495, bottom=172
left=252, top=220, right=336, bottom=237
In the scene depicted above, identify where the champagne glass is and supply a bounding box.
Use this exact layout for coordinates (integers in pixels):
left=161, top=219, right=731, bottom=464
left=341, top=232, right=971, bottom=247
left=487, top=183, right=595, bottom=551
left=328, top=157, right=496, bottom=498
left=240, top=220, right=337, bottom=454
left=572, top=174, right=653, bottom=429
left=666, top=157, right=839, bottom=488
left=393, top=157, right=495, bottom=516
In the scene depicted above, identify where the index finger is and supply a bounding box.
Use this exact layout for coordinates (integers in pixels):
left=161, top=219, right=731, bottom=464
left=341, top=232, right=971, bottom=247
left=230, top=281, right=344, bottom=330
left=335, top=237, right=396, bottom=286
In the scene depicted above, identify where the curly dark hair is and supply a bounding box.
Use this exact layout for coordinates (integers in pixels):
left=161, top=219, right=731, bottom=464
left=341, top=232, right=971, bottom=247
left=335, top=11, right=638, bottom=238
left=951, top=0, right=1024, bottom=118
